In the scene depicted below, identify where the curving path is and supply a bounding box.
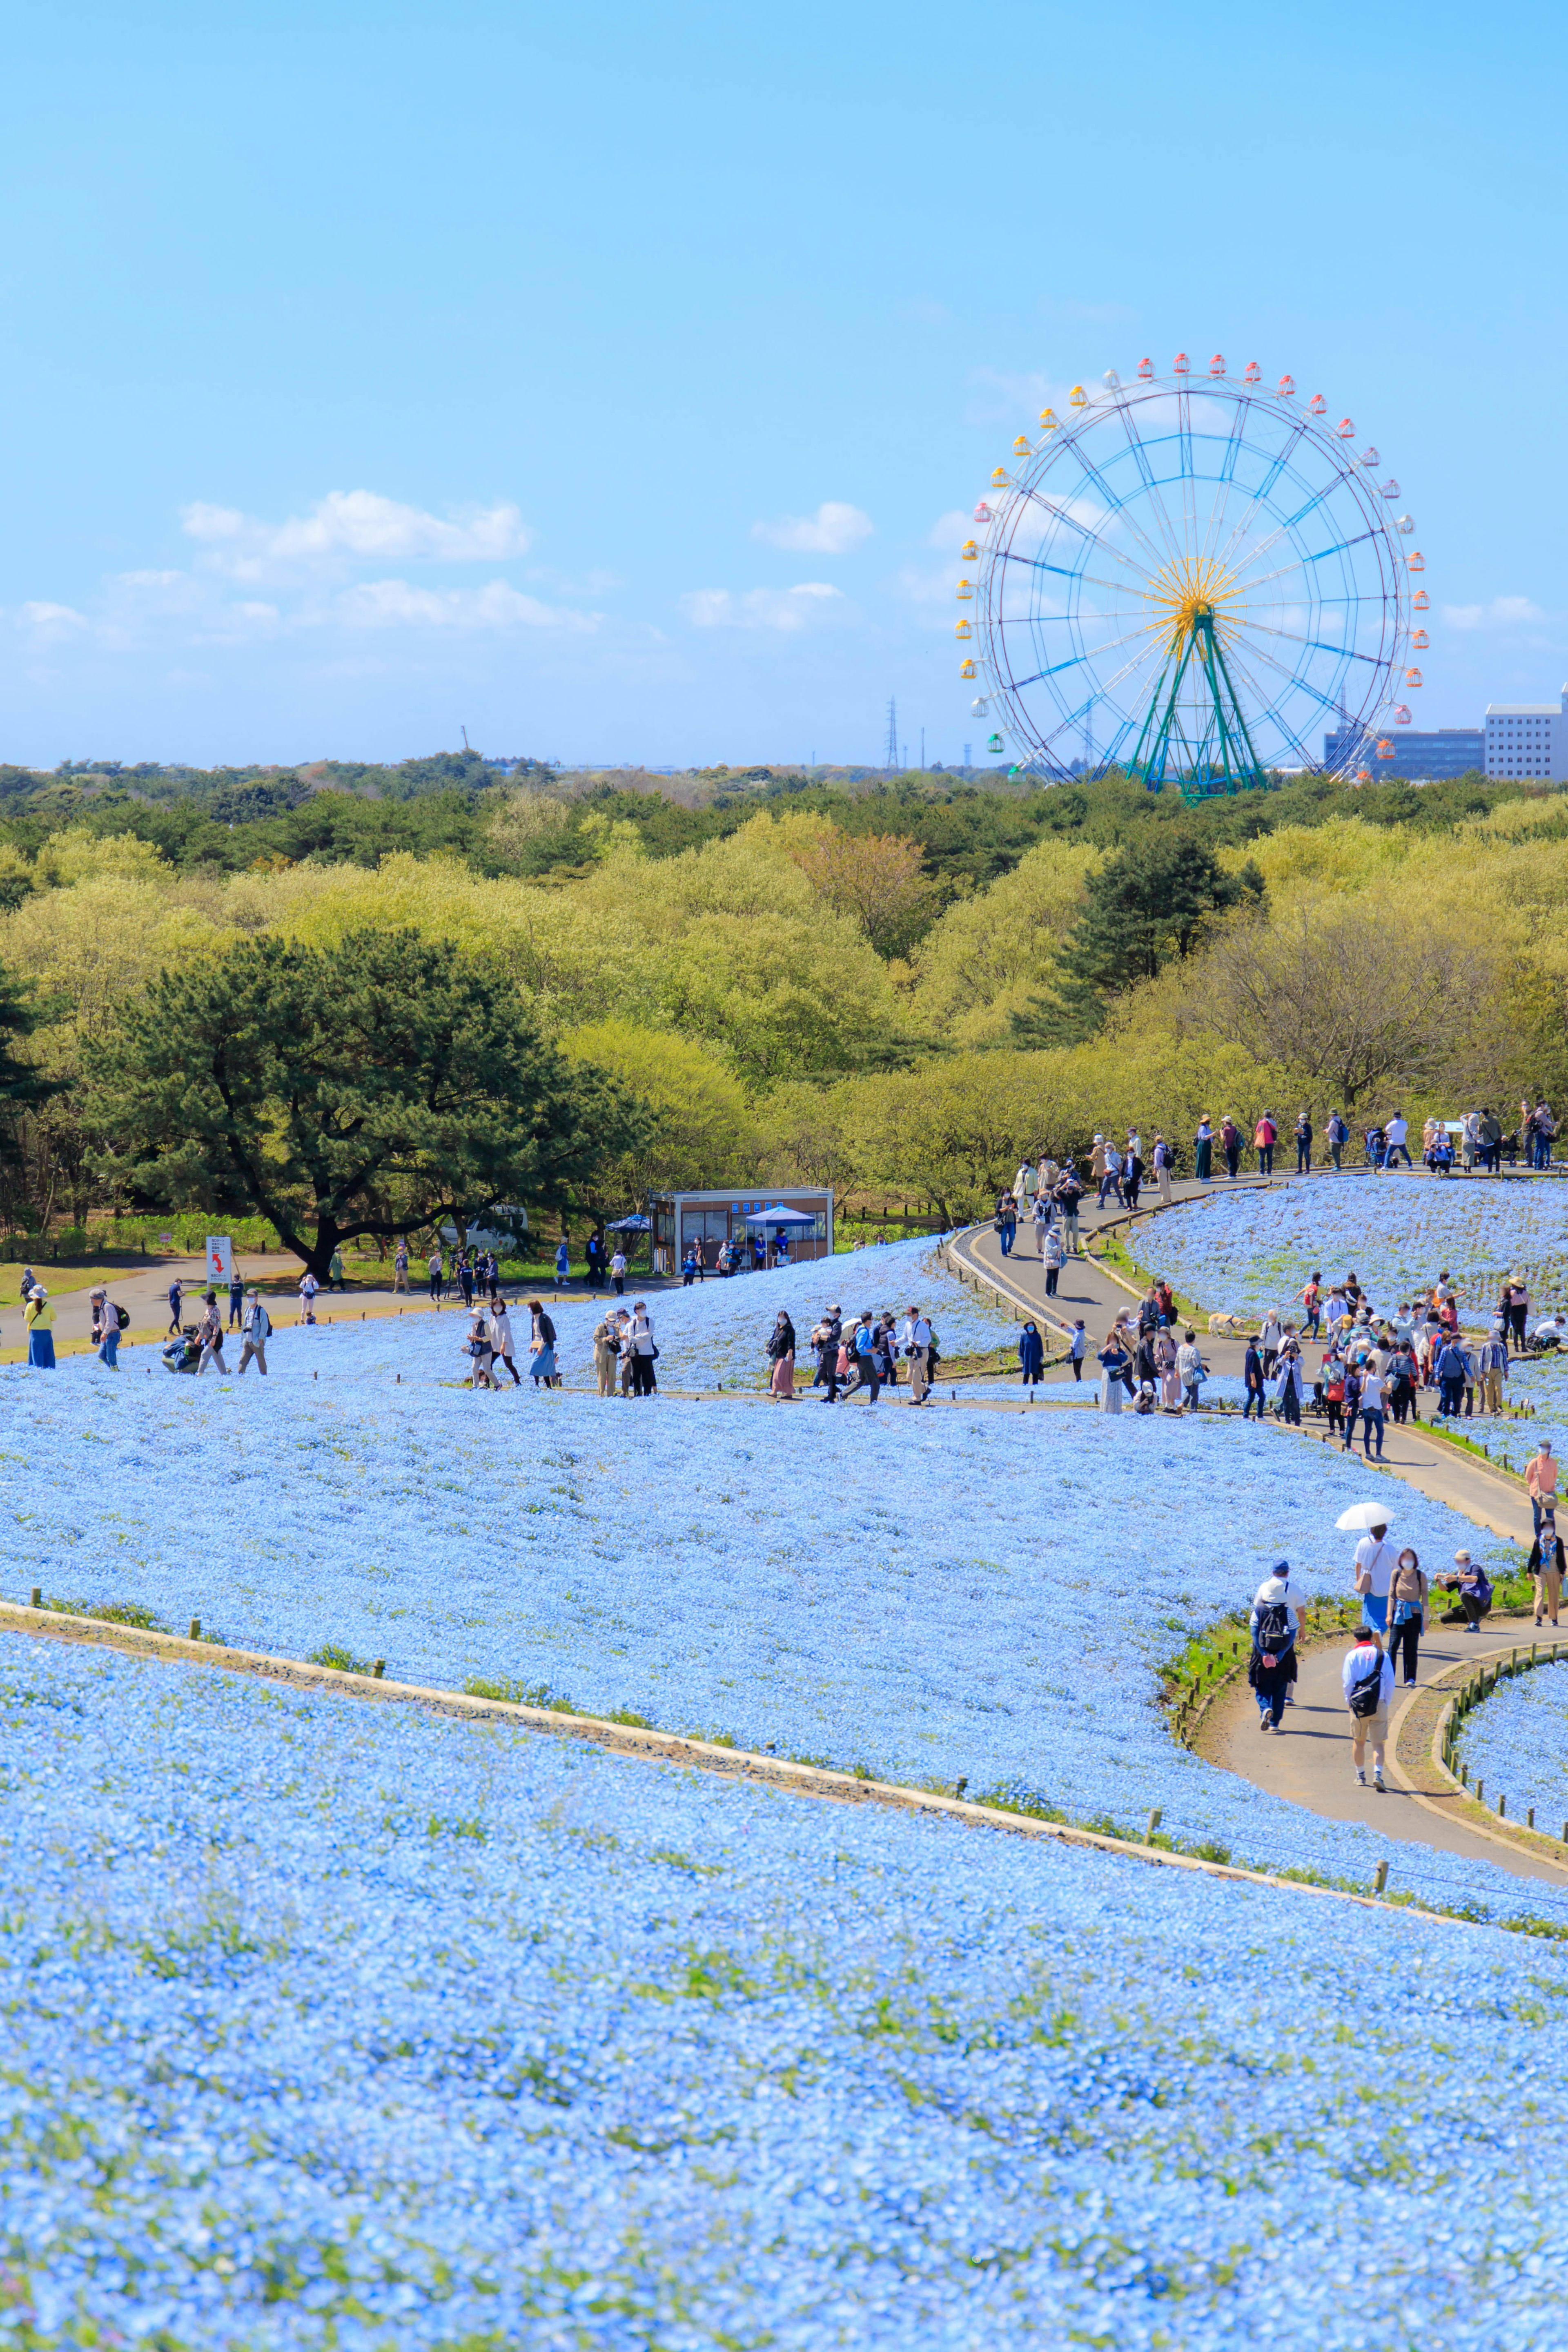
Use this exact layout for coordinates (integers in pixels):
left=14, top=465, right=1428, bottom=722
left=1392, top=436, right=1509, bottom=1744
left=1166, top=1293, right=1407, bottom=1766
left=959, top=1174, right=1568, bottom=1885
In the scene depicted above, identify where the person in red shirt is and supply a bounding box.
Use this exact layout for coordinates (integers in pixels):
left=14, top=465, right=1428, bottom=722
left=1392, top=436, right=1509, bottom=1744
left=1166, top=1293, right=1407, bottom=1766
left=1254, top=1112, right=1277, bottom=1176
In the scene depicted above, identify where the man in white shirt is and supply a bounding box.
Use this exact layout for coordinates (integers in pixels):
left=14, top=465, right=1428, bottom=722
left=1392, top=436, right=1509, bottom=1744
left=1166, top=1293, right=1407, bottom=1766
left=902, top=1307, right=933, bottom=1404
left=1342, top=1627, right=1396, bottom=1788
left=1357, top=1368, right=1387, bottom=1460
left=1383, top=1111, right=1411, bottom=1169
left=1353, top=1523, right=1395, bottom=1631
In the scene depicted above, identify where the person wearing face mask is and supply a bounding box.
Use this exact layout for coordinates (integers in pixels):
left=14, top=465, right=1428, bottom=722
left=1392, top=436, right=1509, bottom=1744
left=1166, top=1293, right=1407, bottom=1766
left=1385, top=1546, right=1428, bottom=1688
left=1531, top=1510, right=1566, bottom=1629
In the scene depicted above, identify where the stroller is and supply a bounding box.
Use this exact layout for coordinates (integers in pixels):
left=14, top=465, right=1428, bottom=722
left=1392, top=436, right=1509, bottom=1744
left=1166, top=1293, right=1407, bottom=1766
left=1363, top=1123, right=1387, bottom=1170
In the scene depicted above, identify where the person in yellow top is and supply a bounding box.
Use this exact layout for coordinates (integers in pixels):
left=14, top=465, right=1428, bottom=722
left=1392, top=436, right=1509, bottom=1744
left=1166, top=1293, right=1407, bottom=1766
left=24, top=1285, right=56, bottom=1369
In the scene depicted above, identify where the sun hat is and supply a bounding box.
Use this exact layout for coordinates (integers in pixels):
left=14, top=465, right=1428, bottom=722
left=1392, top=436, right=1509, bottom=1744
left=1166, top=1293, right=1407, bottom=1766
left=1454, top=1549, right=1472, bottom=1566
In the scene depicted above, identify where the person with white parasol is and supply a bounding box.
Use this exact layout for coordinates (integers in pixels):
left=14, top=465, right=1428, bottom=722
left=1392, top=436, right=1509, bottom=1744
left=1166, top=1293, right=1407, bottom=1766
left=1337, top=1500, right=1397, bottom=1635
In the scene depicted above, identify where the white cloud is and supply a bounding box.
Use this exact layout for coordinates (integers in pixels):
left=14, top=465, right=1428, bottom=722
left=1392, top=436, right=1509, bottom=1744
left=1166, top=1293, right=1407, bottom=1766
left=750, top=502, right=873, bottom=556
left=681, top=583, right=844, bottom=632
left=1443, top=595, right=1545, bottom=630
left=19, top=601, right=87, bottom=636
left=180, top=490, right=534, bottom=580
left=928, top=509, right=974, bottom=551
left=333, top=578, right=597, bottom=632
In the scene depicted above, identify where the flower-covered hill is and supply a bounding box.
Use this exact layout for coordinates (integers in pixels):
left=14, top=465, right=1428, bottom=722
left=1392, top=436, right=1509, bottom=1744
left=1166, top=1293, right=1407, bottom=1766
left=1, top=1331, right=1548, bottom=1928
left=6, top=1636, right=1568, bottom=2350
left=1137, top=1175, right=1568, bottom=1325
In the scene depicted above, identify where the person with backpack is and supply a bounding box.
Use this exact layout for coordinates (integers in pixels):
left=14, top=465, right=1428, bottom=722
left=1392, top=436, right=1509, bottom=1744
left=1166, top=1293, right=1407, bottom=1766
left=1301, top=1273, right=1323, bottom=1339
left=1249, top=1560, right=1305, bottom=1731
left=1325, top=1109, right=1348, bottom=1170
left=1386, top=1547, right=1428, bottom=1686
left=237, top=1289, right=271, bottom=1374
left=1343, top=1625, right=1395, bottom=1789
left=902, top=1305, right=933, bottom=1403
left=89, top=1284, right=127, bottom=1370
left=196, top=1290, right=228, bottom=1375
left=843, top=1311, right=881, bottom=1402
left=1434, top=1334, right=1467, bottom=1419
left=1219, top=1115, right=1242, bottom=1180
left=813, top=1305, right=843, bottom=1401
left=1531, top=1510, right=1565, bottom=1627
left=1152, top=1133, right=1174, bottom=1205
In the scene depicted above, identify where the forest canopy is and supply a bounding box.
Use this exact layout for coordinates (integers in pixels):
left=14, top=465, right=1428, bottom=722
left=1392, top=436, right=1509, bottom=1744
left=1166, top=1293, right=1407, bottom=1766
left=1, top=752, right=1563, bottom=1245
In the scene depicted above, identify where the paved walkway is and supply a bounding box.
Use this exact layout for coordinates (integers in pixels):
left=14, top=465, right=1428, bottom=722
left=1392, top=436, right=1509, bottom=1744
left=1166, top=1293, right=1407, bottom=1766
left=958, top=1175, right=1562, bottom=1882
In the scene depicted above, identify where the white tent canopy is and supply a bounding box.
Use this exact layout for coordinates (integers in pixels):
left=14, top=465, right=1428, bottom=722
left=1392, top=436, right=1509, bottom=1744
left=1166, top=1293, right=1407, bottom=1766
left=741, top=1204, right=819, bottom=1225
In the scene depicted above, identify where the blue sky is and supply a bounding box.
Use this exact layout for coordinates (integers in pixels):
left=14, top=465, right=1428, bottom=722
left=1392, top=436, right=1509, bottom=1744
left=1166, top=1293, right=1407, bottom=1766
left=0, top=0, right=1561, bottom=769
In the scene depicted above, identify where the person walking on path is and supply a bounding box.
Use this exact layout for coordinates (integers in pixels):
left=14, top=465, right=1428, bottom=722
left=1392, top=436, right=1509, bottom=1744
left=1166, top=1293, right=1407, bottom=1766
left=457, top=1254, right=475, bottom=1310
left=527, top=1300, right=561, bottom=1388
left=1097, top=1331, right=1131, bottom=1413
left=1258, top=1309, right=1283, bottom=1381
left=1356, top=1363, right=1387, bottom=1458
left=327, top=1246, right=346, bottom=1293
left=1243, top=1334, right=1265, bottom=1421
left=1042, top=1220, right=1065, bottom=1296
left=1301, top=1273, right=1323, bottom=1339
left=903, top=1306, right=933, bottom=1403
left=1054, top=1167, right=1084, bottom=1256
left=428, top=1248, right=443, bottom=1303
left=1151, top=1133, right=1174, bottom=1205
left=1067, top=1319, right=1087, bottom=1381
left=555, top=1238, right=570, bottom=1290
left=299, top=1270, right=319, bottom=1324
left=1274, top=1345, right=1305, bottom=1426
left=610, top=1248, right=627, bottom=1297
left=768, top=1311, right=797, bottom=1398
left=842, top=1312, right=882, bottom=1403
left=1294, top=1111, right=1313, bottom=1174
left=24, top=1286, right=55, bottom=1369
left=1343, top=1625, right=1395, bottom=1790
left=1528, top=1439, right=1558, bottom=1534
left=490, top=1298, right=521, bottom=1385
left=1352, top=1520, right=1396, bottom=1634
left=167, top=1276, right=184, bottom=1335
left=393, top=1240, right=410, bottom=1294
left=1219, top=1116, right=1242, bottom=1180
left=1030, top=1189, right=1051, bottom=1258
left=236, top=1289, right=270, bottom=1375
left=1254, top=1111, right=1276, bottom=1176
left=1477, top=1329, right=1508, bottom=1417
left=466, top=1308, right=497, bottom=1392
left=1386, top=1546, right=1428, bottom=1687
left=1532, top=1510, right=1565, bottom=1627
left=196, top=1291, right=228, bottom=1375
left=89, top=1285, right=124, bottom=1370
left=227, top=1271, right=245, bottom=1332
left=1383, top=1111, right=1412, bottom=1169
left=1435, top=1549, right=1492, bottom=1630
left=1017, top=1319, right=1046, bottom=1388
left=1434, top=1334, right=1468, bottom=1420
left=1249, top=1560, right=1304, bottom=1731
left=1122, top=1140, right=1145, bottom=1211
left=1176, top=1327, right=1205, bottom=1412
left=1096, top=1143, right=1124, bottom=1210
left=1193, top=1115, right=1213, bottom=1183
left=994, top=1189, right=1018, bottom=1257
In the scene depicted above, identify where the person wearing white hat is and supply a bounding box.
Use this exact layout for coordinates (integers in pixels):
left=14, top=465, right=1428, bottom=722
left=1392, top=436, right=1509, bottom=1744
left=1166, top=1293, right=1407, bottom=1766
left=24, top=1285, right=55, bottom=1369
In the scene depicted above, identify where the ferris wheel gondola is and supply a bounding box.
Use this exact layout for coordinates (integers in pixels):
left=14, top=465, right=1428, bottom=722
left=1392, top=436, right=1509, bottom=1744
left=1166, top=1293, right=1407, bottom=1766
left=962, top=357, right=1422, bottom=800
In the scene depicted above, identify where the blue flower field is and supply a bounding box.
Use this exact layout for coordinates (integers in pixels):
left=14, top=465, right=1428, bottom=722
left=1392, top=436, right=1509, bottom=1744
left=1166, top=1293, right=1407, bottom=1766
left=1137, top=1176, right=1568, bottom=1324
left=6, top=1635, right=1568, bottom=2351
left=1458, top=1664, right=1568, bottom=1829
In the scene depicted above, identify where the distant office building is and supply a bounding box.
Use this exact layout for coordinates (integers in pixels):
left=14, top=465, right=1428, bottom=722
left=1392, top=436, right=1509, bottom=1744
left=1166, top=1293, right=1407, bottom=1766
left=1322, top=724, right=1484, bottom=780
left=1484, top=688, right=1568, bottom=780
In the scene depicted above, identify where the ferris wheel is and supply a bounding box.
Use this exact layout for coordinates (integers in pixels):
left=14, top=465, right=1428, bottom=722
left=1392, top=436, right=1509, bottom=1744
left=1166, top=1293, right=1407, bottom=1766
left=958, top=354, right=1428, bottom=795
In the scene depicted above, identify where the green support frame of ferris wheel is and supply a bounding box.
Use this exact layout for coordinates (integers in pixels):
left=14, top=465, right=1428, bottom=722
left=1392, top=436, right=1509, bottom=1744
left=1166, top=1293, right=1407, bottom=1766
left=1125, top=604, right=1267, bottom=804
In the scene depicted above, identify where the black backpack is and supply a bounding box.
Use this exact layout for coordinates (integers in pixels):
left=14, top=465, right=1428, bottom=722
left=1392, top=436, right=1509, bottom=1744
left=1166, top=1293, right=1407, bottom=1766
left=1348, top=1654, right=1384, bottom=1718
left=1254, top=1599, right=1290, bottom=1655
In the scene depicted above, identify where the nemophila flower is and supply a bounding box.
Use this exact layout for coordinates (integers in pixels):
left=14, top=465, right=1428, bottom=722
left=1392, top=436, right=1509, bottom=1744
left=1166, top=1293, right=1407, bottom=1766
left=1458, top=1669, right=1568, bottom=1827
left=3, top=1643, right=1568, bottom=2346
left=0, top=1266, right=1558, bottom=1931
left=1142, top=1177, right=1568, bottom=1325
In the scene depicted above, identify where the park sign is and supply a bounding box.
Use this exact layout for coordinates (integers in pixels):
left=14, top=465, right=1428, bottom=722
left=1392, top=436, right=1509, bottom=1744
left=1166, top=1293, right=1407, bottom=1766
left=206, top=1235, right=234, bottom=1285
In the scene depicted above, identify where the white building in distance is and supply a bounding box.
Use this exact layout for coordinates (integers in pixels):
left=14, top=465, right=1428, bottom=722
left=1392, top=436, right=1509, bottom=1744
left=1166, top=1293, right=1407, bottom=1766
left=1485, top=688, right=1568, bottom=781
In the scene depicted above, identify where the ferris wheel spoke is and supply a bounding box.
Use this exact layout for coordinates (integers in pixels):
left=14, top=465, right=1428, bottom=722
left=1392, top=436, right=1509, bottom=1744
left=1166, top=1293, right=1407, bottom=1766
left=1006, top=487, right=1150, bottom=582
left=1205, top=420, right=1311, bottom=576
left=1109, top=399, right=1190, bottom=575
left=1224, top=630, right=1352, bottom=724
left=1194, top=401, right=1256, bottom=578
left=1000, top=552, right=1151, bottom=605
left=1228, top=615, right=1385, bottom=666
left=1049, top=439, right=1172, bottom=579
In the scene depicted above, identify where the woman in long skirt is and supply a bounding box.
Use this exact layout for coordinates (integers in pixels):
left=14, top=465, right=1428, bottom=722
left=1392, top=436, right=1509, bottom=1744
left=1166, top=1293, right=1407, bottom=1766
left=1156, top=1329, right=1180, bottom=1411
left=768, top=1311, right=796, bottom=1397
left=1097, top=1335, right=1129, bottom=1413
left=25, top=1285, right=55, bottom=1369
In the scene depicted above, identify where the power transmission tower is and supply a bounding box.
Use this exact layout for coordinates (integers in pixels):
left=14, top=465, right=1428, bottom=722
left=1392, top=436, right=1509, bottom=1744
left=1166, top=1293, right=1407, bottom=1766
left=884, top=697, right=899, bottom=771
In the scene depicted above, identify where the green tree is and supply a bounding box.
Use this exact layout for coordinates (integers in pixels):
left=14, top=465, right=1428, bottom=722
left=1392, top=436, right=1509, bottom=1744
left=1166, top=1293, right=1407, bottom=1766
left=88, top=929, right=646, bottom=1277
left=1011, top=831, right=1264, bottom=1045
